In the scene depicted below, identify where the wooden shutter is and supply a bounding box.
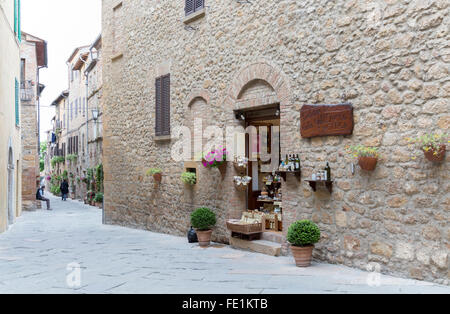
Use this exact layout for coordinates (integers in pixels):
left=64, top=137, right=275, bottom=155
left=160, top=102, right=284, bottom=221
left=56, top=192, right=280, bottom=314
left=15, top=79, right=19, bottom=125
left=185, top=0, right=195, bottom=16
left=195, top=0, right=204, bottom=11
left=155, top=77, right=163, bottom=136
left=155, top=74, right=171, bottom=136
left=162, top=74, right=170, bottom=136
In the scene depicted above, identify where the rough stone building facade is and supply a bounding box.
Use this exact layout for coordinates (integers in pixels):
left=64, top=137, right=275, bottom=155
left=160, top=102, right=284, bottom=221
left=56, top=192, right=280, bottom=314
left=19, top=32, right=47, bottom=211
left=101, top=0, right=449, bottom=284
left=46, top=37, right=103, bottom=201
left=0, top=0, right=22, bottom=233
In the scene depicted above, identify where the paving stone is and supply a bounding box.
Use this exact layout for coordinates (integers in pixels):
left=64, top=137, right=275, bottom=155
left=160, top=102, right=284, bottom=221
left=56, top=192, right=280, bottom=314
left=0, top=194, right=447, bottom=294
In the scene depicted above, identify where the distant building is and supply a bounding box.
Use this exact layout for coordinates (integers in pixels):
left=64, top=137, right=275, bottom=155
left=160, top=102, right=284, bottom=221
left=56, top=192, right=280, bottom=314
left=19, top=31, right=47, bottom=211
left=0, top=0, right=23, bottom=232
left=46, top=36, right=103, bottom=201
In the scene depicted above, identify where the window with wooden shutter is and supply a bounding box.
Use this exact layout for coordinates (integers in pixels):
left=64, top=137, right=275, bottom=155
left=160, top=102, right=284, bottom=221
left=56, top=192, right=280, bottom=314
left=185, top=0, right=195, bottom=16
left=15, top=78, right=19, bottom=125
left=195, top=0, right=204, bottom=11
left=155, top=74, right=170, bottom=136
left=185, top=0, right=204, bottom=16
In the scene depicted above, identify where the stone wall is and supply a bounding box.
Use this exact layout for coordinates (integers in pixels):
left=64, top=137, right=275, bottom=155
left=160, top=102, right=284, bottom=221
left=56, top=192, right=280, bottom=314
left=102, top=0, right=449, bottom=284
left=20, top=36, right=41, bottom=211
left=0, top=1, right=22, bottom=232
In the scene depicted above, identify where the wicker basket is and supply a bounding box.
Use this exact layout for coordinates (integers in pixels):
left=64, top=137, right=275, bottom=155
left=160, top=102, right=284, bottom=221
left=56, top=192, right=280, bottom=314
left=234, top=163, right=247, bottom=174
left=234, top=184, right=248, bottom=191
left=227, top=219, right=263, bottom=235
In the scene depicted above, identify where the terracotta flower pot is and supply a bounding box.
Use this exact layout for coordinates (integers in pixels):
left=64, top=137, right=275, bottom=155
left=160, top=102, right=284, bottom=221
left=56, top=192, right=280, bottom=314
left=196, top=230, right=213, bottom=248
left=358, top=156, right=378, bottom=171
left=423, top=145, right=446, bottom=162
left=153, top=173, right=162, bottom=182
left=291, top=245, right=314, bottom=267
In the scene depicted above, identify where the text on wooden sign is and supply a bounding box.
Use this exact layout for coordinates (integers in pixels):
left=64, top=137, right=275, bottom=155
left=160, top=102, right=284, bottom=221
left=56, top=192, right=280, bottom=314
left=300, top=103, right=354, bottom=138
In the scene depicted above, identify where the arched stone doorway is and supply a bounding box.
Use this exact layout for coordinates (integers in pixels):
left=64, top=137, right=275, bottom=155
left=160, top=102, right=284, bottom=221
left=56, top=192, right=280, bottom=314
left=7, top=146, right=15, bottom=227
left=223, top=61, right=292, bottom=238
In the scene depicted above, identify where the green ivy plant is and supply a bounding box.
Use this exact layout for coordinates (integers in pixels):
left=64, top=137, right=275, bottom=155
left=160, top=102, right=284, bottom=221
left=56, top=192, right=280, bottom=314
left=66, top=154, right=78, bottom=163
left=191, top=208, right=216, bottom=231
left=181, top=172, right=197, bottom=185
left=95, top=163, right=104, bottom=193
left=51, top=156, right=65, bottom=168
left=93, top=192, right=103, bottom=203
left=287, top=220, right=321, bottom=247
left=86, top=168, right=94, bottom=190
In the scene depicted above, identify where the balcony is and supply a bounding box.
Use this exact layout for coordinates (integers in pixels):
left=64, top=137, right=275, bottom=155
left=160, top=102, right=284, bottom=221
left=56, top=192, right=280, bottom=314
left=20, top=80, right=34, bottom=102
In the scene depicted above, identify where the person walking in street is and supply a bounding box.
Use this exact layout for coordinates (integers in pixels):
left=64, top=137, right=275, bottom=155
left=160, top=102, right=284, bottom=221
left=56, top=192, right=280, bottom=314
left=60, top=179, right=69, bottom=201
left=36, top=186, right=52, bottom=210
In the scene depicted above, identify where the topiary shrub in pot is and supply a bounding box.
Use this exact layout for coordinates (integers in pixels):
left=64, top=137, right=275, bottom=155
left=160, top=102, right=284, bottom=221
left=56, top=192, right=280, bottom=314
left=287, top=220, right=321, bottom=267
left=191, top=207, right=216, bottom=248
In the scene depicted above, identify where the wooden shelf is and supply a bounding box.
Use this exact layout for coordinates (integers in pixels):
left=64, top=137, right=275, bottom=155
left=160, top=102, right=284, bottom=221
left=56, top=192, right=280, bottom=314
left=277, top=171, right=301, bottom=182
left=257, top=199, right=275, bottom=203
left=307, top=180, right=333, bottom=194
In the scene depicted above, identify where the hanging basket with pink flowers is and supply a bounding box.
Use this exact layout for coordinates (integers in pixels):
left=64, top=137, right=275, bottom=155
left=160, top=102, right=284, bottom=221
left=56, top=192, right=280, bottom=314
left=202, top=147, right=228, bottom=169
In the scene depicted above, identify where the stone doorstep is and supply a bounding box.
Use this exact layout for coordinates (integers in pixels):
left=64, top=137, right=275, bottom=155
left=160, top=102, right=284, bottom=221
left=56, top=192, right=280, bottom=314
left=261, top=232, right=286, bottom=244
left=230, top=237, right=282, bottom=257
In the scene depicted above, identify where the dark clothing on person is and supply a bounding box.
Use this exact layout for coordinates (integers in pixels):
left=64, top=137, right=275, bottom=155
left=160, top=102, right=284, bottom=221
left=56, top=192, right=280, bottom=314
left=60, top=182, right=69, bottom=194
left=36, top=188, right=51, bottom=210
left=60, top=181, right=69, bottom=201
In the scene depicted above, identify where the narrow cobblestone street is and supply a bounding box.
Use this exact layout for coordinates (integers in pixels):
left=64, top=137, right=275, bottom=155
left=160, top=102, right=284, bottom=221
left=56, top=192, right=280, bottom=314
left=0, top=194, right=448, bottom=294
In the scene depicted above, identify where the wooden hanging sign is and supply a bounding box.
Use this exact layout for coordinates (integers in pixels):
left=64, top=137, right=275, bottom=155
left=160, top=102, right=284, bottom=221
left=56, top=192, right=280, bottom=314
left=300, top=103, right=354, bottom=138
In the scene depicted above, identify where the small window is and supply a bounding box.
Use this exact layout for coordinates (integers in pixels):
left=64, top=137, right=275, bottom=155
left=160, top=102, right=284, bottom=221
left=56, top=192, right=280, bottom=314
left=185, top=0, right=204, bottom=16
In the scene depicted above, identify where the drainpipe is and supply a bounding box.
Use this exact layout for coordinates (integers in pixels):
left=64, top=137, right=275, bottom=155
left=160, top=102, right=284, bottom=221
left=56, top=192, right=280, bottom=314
left=37, top=66, right=45, bottom=155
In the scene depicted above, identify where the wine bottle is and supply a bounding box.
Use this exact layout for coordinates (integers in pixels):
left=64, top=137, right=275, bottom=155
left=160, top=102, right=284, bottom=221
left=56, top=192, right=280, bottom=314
left=325, top=162, right=331, bottom=181
left=295, top=154, right=300, bottom=171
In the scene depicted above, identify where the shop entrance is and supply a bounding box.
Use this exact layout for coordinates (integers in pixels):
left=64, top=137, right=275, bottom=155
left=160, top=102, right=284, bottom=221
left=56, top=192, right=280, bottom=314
left=243, top=104, right=283, bottom=233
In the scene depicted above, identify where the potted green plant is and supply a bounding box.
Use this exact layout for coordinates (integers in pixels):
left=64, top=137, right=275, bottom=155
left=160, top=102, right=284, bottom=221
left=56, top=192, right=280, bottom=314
left=94, top=192, right=104, bottom=207
left=86, top=190, right=96, bottom=205
left=147, top=168, right=162, bottom=182
left=191, top=207, right=217, bottom=247
left=408, top=133, right=448, bottom=162
left=181, top=172, right=197, bottom=185
left=348, top=145, right=379, bottom=171
left=287, top=220, right=321, bottom=267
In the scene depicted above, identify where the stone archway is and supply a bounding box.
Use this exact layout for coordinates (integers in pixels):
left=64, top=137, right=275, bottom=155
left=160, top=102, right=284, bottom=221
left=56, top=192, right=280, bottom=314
left=223, top=60, right=292, bottom=114
left=7, top=145, right=15, bottom=226
left=220, top=60, right=293, bottom=236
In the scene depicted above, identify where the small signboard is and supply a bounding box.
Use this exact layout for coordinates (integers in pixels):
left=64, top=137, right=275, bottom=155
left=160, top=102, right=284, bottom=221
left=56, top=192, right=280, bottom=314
left=300, top=103, right=354, bottom=138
